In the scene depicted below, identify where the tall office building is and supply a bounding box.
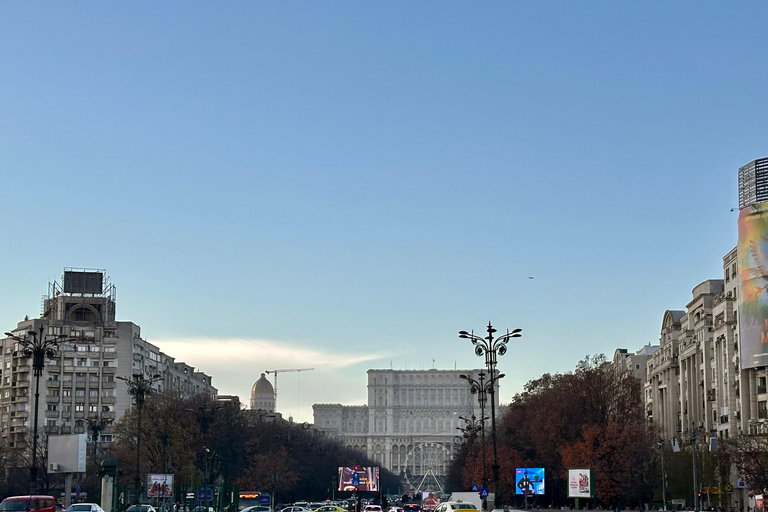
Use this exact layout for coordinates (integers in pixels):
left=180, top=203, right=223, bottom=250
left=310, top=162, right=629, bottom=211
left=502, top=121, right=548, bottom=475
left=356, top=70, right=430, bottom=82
left=738, top=157, right=768, bottom=209
left=0, top=269, right=216, bottom=451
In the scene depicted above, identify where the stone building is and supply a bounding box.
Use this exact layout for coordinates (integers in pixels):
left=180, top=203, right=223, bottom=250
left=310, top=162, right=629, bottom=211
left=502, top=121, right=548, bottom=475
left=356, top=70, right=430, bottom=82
left=0, top=269, right=216, bottom=451
left=313, top=368, right=495, bottom=491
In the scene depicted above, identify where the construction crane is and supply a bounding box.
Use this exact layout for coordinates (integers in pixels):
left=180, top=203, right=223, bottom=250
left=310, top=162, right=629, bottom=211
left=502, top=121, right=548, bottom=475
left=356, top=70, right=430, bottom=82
left=265, top=368, right=314, bottom=410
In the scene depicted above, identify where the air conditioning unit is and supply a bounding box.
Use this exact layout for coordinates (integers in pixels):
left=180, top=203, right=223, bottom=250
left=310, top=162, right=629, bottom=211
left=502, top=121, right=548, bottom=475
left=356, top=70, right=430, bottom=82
left=49, top=463, right=59, bottom=472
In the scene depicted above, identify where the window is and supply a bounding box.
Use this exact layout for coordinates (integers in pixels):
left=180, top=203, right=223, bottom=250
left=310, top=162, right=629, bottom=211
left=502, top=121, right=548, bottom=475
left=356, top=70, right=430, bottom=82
left=100, top=434, right=112, bottom=443
left=46, top=404, right=57, bottom=412
left=89, top=404, right=98, bottom=412
left=76, top=358, right=87, bottom=366
left=62, top=390, right=71, bottom=397
left=75, top=403, right=84, bottom=412
left=75, top=389, right=85, bottom=398
left=89, top=390, right=99, bottom=399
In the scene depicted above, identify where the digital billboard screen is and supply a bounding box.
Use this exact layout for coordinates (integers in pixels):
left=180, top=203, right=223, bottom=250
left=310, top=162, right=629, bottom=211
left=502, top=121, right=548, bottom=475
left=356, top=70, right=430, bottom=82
left=515, top=468, right=545, bottom=495
left=63, top=270, right=103, bottom=295
left=738, top=205, right=768, bottom=369
left=338, top=466, right=379, bottom=492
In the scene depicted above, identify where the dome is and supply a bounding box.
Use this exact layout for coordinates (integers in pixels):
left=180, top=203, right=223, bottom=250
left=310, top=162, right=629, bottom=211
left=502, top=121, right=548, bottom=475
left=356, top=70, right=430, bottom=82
left=251, top=373, right=275, bottom=412
left=251, top=373, right=274, bottom=396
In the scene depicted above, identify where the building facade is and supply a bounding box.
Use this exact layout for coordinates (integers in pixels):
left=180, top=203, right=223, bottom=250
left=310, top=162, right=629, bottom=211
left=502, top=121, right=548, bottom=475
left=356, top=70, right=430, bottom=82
left=0, top=269, right=217, bottom=450
left=313, top=368, right=496, bottom=490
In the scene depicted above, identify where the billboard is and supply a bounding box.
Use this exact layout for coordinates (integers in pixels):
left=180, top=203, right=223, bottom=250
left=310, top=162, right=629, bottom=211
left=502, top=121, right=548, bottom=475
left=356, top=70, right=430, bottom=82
left=147, top=474, right=173, bottom=498
left=567, top=469, right=594, bottom=498
left=738, top=205, right=768, bottom=369
left=338, top=466, right=379, bottom=492
left=63, top=270, right=103, bottom=295
left=48, top=434, right=87, bottom=473
left=515, top=468, right=545, bottom=495
left=422, top=492, right=440, bottom=511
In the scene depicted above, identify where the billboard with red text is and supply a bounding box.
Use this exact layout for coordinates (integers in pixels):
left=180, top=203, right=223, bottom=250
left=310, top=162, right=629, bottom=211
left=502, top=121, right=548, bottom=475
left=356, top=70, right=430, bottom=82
left=738, top=205, right=768, bottom=369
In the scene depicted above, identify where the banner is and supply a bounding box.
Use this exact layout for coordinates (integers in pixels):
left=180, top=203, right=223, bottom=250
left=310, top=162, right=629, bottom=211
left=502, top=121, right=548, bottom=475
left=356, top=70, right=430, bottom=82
left=738, top=205, right=768, bottom=369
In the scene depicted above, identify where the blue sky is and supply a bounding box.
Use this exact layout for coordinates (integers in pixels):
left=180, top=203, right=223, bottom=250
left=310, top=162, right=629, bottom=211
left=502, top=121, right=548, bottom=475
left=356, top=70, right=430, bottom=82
left=2, top=2, right=767, bottom=422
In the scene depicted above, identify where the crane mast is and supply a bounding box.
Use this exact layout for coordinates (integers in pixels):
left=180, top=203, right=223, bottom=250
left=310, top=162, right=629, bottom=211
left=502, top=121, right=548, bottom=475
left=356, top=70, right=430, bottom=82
left=264, top=367, right=314, bottom=411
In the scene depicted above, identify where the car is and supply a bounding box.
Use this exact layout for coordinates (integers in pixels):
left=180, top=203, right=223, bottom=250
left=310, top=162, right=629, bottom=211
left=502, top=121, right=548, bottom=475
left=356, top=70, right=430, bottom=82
left=433, top=503, right=478, bottom=512
left=191, top=508, right=214, bottom=512
left=279, top=508, right=310, bottom=512
left=242, top=507, right=272, bottom=512
left=316, top=507, right=346, bottom=512
left=0, top=497, right=57, bottom=512
left=126, top=506, right=158, bottom=512
left=363, top=507, right=382, bottom=512
left=65, top=505, right=105, bottom=512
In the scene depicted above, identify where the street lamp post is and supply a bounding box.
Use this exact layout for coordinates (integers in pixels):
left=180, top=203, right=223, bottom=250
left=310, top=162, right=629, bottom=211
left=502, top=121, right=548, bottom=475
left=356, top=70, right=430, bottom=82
left=657, top=440, right=667, bottom=511
left=5, top=326, right=66, bottom=493
left=459, top=371, right=496, bottom=502
left=691, top=423, right=700, bottom=512
left=460, top=322, right=522, bottom=511
left=116, top=373, right=161, bottom=504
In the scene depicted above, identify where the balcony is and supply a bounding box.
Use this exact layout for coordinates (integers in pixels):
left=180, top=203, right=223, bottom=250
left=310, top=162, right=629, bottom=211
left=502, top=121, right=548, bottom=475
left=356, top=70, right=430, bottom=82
left=46, top=380, right=60, bottom=388
left=47, top=365, right=61, bottom=373
left=101, top=396, right=116, bottom=404
left=102, top=367, right=116, bottom=374
left=101, top=382, right=115, bottom=389
left=45, top=411, right=59, bottom=419
left=60, top=426, right=71, bottom=434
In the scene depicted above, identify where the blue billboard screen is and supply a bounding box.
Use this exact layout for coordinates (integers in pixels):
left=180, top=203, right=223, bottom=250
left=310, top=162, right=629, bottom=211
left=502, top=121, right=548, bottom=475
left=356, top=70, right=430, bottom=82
left=515, top=468, right=545, bottom=495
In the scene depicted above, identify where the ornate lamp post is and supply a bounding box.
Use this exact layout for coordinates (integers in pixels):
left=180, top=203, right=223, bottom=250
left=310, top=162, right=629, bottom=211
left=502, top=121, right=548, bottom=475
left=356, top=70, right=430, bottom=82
left=5, top=325, right=66, bottom=493
left=459, top=371, right=496, bottom=502
left=460, top=322, right=521, bottom=510
left=116, top=373, right=161, bottom=504
left=85, top=416, right=112, bottom=469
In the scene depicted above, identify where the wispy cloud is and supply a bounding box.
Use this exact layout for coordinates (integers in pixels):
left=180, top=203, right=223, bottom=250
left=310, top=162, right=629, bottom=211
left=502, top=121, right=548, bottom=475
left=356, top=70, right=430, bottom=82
left=153, top=337, right=388, bottom=371
left=146, top=337, right=392, bottom=422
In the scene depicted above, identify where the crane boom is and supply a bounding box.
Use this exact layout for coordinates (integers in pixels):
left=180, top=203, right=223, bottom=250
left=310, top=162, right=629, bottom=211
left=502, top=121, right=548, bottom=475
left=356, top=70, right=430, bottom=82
left=264, top=368, right=314, bottom=411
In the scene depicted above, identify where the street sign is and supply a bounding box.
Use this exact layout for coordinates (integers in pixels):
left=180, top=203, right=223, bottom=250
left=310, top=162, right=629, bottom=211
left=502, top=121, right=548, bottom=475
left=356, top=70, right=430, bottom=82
left=198, top=489, right=213, bottom=501
left=479, top=489, right=489, bottom=498
left=471, top=485, right=479, bottom=492
left=259, top=495, right=271, bottom=505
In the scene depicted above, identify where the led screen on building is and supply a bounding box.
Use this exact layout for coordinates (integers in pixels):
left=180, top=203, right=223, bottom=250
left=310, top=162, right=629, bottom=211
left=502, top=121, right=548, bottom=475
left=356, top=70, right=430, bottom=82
left=338, top=466, right=379, bottom=492
left=738, top=205, right=768, bottom=369
left=515, top=468, right=545, bottom=495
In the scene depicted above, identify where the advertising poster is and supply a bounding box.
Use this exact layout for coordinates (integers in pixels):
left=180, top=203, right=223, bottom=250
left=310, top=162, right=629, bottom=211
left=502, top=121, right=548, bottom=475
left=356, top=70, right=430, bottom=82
left=515, top=468, right=545, bottom=495
left=337, top=466, right=379, bottom=492
left=738, top=205, right=768, bottom=369
left=422, top=492, right=440, bottom=511
left=567, top=469, right=594, bottom=498
left=147, top=474, right=173, bottom=498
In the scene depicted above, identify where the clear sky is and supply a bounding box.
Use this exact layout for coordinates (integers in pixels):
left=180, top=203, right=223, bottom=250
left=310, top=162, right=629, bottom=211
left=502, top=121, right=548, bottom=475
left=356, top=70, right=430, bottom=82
left=2, top=2, right=767, bottom=423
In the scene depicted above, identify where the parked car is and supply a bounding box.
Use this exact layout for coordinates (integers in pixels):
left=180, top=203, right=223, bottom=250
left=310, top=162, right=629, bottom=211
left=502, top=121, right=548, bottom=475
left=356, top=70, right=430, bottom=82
left=65, top=504, right=105, bottom=512
left=363, top=506, right=382, bottom=512
left=242, top=507, right=272, bottom=512
left=0, top=496, right=57, bottom=512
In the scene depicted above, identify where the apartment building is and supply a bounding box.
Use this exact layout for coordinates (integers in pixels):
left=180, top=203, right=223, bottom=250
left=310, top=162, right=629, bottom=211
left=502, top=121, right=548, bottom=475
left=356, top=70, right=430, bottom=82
left=0, top=269, right=216, bottom=450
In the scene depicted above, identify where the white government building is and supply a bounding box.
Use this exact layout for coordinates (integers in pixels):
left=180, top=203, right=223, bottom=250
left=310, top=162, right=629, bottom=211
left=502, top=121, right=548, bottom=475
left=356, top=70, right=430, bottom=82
left=313, top=368, right=498, bottom=491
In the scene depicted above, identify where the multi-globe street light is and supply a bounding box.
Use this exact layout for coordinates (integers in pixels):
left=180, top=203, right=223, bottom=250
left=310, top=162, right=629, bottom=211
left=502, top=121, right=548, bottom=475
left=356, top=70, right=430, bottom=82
left=460, top=322, right=521, bottom=511
left=5, top=325, right=67, bottom=493
left=116, top=372, right=161, bottom=504
left=459, top=371, right=496, bottom=504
